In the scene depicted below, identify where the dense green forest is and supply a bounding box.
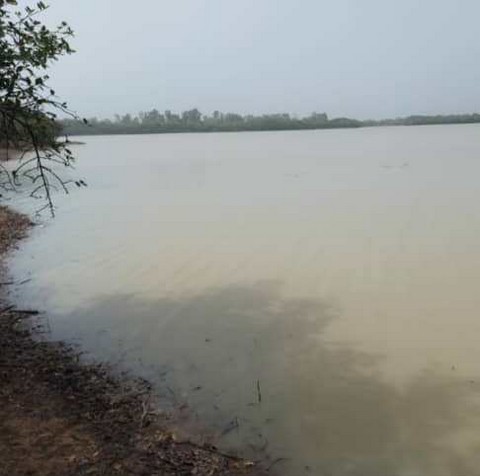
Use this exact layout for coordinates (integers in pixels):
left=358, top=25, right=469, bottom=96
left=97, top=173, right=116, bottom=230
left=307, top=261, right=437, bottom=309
left=60, top=110, right=480, bottom=136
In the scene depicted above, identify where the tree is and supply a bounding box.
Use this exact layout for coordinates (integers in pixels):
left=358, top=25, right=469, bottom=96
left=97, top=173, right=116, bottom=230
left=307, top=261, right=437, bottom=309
left=0, top=0, right=84, bottom=215
left=181, top=108, right=202, bottom=126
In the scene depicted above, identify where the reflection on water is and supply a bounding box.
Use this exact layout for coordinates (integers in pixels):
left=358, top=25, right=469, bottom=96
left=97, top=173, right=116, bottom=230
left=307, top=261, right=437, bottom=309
left=37, top=283, right=480, bottom=476
left=8, top=125, right=480, bottom=475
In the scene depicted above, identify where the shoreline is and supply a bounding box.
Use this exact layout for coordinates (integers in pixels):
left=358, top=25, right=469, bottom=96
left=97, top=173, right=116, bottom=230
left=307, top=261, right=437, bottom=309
left=0, top=205, right=265, bottom=476
left=60, top=113, right=480, bottom=138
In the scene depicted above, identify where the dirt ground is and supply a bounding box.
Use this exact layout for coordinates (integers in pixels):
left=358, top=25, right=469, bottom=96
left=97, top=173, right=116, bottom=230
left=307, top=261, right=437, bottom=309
left=0, top=205, right=267, bottom=476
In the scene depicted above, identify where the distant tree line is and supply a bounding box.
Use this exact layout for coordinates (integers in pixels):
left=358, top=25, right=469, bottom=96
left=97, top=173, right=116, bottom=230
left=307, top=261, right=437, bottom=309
left=59, top=110, right=480, bottom=136
left=363, top=113, right=480, bottom=127
left=60, top=110, right=359, bottom=135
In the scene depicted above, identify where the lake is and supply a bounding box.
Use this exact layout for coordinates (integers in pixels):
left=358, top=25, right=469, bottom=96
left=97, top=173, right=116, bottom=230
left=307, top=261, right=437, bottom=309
left=9, top=124, right=480, bottom=476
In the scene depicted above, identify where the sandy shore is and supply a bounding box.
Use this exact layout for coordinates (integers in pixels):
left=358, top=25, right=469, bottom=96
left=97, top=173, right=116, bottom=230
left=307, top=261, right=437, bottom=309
left=0, top=205, right=265, bottom=476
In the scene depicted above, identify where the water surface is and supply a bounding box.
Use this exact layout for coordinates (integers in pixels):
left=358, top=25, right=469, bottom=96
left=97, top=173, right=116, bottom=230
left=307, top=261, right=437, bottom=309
left=10, top=125, right=480, bottom=476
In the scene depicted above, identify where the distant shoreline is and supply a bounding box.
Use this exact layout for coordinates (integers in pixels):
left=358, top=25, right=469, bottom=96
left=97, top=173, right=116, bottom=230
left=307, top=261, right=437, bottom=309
left=60, top=111, right=480, bottom=137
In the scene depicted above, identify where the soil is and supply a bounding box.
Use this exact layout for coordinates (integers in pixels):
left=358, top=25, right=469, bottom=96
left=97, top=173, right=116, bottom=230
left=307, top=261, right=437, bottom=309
left=0, top=205, right=267, bottom=476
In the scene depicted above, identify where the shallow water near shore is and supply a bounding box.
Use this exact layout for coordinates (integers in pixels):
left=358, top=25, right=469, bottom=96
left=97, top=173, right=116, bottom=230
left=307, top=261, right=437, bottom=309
left=9, top=125, right=480, bottom=475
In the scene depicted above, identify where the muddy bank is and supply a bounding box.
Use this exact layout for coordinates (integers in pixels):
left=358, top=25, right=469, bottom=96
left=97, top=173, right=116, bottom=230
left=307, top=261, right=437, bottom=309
left=0, top=205, right=266, bottom=476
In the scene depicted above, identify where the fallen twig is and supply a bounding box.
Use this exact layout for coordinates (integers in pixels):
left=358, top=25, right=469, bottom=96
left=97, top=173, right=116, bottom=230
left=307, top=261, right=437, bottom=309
left=257, top=379, right=262, bottom=404
left=139, top=394, right=152, bottom=428
left=266, top=457, right=289, bottom=472
left=0, top=305, right=15, bottom=313
left=13, top=309, right=40, bottom=316
left=221, top=417, right=239, bottom=437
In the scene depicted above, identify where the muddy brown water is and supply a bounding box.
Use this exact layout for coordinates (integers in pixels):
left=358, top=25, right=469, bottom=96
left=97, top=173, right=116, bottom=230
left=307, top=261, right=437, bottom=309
left=8, top=125, right=480, bottom=476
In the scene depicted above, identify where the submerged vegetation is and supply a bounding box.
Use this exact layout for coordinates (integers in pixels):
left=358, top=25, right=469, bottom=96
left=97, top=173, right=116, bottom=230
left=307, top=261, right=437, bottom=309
left=60, top=110, right=480, bottom=136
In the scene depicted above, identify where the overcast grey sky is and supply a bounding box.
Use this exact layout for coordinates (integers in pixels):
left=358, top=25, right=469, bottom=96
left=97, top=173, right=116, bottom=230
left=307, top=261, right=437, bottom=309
left=26, top=0, right=480, bottom=119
